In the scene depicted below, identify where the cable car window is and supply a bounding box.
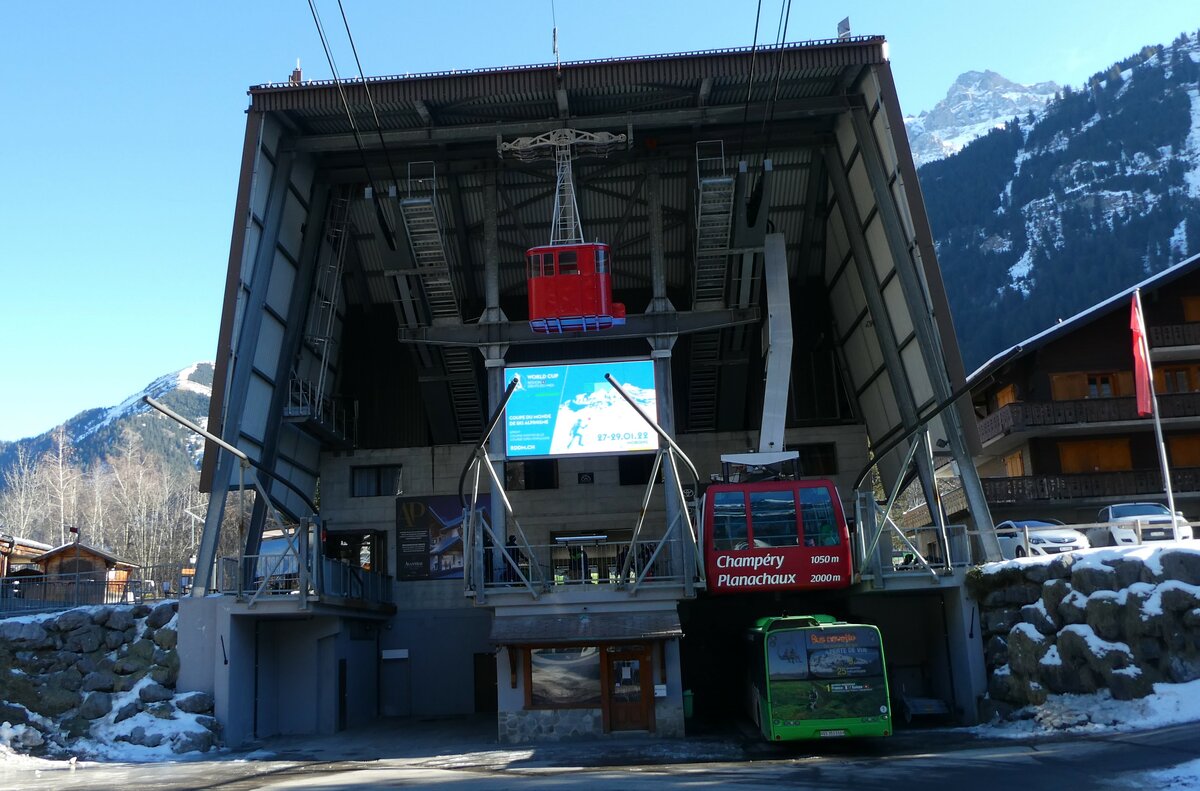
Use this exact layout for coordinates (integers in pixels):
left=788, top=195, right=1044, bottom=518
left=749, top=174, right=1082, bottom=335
left=595, top=247, right=608, bottom=274
left=528, top=254, right=541, bottom=279
left=712, top=491, right=748, bottom=550
left=799, top=487, right=840, bottom=547
left=750, top=489, right=799, bottom=547
left=558, top=251, right=579, bottom=275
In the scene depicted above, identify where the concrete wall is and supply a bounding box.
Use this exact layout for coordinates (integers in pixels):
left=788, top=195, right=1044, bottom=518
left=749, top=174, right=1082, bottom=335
left=382, top=608, right=492, bottom=718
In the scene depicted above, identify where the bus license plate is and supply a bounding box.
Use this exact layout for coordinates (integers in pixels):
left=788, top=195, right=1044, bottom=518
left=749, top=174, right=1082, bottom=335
left=819, top=729, right=847, bottom=738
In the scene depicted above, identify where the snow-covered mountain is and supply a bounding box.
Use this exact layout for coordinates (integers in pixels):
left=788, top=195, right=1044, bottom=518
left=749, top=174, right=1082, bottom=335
left=920, top=34, right=1200, bottom=369
left=0, top=363, right=214, bottom=487
left=906, top=70, right=1059, bottom=167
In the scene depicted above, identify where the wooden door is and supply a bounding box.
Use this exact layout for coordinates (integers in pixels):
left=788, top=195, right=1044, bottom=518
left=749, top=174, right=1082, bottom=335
left=605, top=648, right=652, bottom=731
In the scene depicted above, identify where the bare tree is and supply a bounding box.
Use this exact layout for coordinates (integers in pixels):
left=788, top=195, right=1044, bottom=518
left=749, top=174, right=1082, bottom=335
left=0, top=446, right=51, bottom=541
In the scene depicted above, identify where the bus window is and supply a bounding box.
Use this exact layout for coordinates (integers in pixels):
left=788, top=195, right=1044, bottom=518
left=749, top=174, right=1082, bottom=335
left=766, top=631, right=809, bottom=680
left=595, top=247, right=608, bottom=274
left=750, top=490, right=799, bottom=547
left=712, top=491, right=748, bottom=550
left=799, top=487, right=841, bottom=547
left=559, top=250, right=579, bottom=274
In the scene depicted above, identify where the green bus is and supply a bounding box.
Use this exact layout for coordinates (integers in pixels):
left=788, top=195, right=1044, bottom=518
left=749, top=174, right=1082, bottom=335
left=747, top=614, right=891, bottom=741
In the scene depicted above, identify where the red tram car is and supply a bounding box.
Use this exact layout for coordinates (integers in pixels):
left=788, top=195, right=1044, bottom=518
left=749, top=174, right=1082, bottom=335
left=702, top=478, right=854, bottom=594
left=526, top=242, right=626, bottom=333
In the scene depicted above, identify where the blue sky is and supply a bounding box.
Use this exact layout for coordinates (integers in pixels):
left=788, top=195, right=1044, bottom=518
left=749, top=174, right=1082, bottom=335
left=0, top=1, right=1196, bottom=442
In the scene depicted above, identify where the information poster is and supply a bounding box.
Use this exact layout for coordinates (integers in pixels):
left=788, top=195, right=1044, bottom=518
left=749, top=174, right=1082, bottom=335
left=396, top=495, right=490, bottom=581
left=504, top=359, right=658, bottom=458
left=766, top=627, right=888, bottom=723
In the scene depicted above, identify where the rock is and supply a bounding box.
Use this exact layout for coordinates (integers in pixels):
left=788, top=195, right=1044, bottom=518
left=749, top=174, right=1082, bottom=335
left=105, top=609, right=136, bottom=631
left=0, top=621, right=53, bottom=648
left=1057, top=590, right=1088, bottom=625
left=1160, top=586, right=1200, bottom=614
left=131, top=603, right=151, bottom=619
left=114, top=655, right=152, bottom=676
left=1072, top=565, right=1118, bottom=596
left=0, top=701, right=29, bottom=726
left=1046, top=553, right=1077, bottom=580
left=89, top=606, right=113, bottom=625
left=113, top=700, right=141, bottom=724
left=195, top=715, right=220, bottom=733
left=104, top=629, right=127, bottom=651
left=52, top=610, right=93, bottom=632
left=139, top=682, right=174, bottom=703
left=153, top=628, right=178, bottom=650
left=985, top=635, right=1008, bottom=667
left=1106, top=666, right=1154, bottom=700
left=1040, top=658, right=1099, bottom=694
left=81, top=670, right=118, bottom=693
left=1040, top=579, right=1073, bottom=616
left=63, top=624, right=104, bottom=654
left=982, top=607, right=1021, bottom=636
left=1157, top=551, right=1200, bottom=585
left=29, top=686, right=82, bottom=718
left=128, top=638, right=157, bottom=661
left=1005, top=583, right=1043, bottom=606
left=983, top=590, right=1007, bottom=608
left=48, top=667, right=84, bottom=693
left=127, top=726, right=163, bottom=748
left=978, top=697, right=1016, bottom=723
left=146, top=702, right=176, bottom=720
left=1085, top=594, right=1125, bottom=642
left=79, top=692, right=112, bottom=720
left=1104, top=558, right=1149, bottom=589
left=150, top=664, right=179, bottom=687
left=175, top=692, right=214, bottom=715
left=1022, top=563, right=1051, bottom=585
left=1007, top=624, right=1049, bottom=675
left=146, top=602, right=177, bottom=629
left=1165, top=654, right=1200, bottom=683
left=1021, top=601, right=1060, bottom=636
left=153, top=648, right=180, bottom=671
left=172, top=729, right=214, bottom=754
left=64, top=716, right=92, bottom=739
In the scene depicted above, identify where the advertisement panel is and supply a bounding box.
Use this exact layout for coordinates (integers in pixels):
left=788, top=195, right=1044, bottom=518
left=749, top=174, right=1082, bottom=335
left=395, top=495, right=490, bottom=581
left=767, top=627, right=888, bottom=724
left=503, top=359, right=658, bottom=458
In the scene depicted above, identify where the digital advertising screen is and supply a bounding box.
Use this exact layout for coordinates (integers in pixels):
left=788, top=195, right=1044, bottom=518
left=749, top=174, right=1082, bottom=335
left=503, top=359, right=658, bottom=458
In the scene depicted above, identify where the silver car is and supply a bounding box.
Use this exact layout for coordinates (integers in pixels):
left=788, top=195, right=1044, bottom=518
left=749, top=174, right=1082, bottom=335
left=996, top=519, right=1090, bottom=559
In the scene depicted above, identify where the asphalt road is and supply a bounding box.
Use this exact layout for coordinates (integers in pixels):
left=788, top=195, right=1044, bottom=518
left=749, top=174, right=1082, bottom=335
left=1, top=720, right=1196, bottom=790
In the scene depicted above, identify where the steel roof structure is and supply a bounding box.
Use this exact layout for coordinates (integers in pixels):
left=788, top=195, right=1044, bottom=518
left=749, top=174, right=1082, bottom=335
left=198, top=36, right=997, bottom=572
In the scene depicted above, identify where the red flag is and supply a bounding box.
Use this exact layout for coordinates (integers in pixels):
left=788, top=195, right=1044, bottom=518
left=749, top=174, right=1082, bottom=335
left=1131, top=294, right=1153, bottom=417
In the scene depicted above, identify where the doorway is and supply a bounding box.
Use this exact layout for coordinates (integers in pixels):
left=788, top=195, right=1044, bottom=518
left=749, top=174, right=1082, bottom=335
left=604, top=646, right=652, bottom=732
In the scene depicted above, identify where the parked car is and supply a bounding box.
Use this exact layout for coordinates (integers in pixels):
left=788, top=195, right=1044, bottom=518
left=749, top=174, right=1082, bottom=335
left=995, top=519, right=1090, bottom=559
left=1089, top=503, right=1194, bottom=546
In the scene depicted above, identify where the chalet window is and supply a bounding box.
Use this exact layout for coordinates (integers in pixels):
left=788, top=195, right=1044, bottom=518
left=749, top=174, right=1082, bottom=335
left=351, top=465, right=402, bottom=497
left=1183, top=295, right=1200, bottom=323
left=1158, top=366, right=1197, bottom=393
left=1087, top=374, right=1115, bottom=398
left=1003, top=451, right=1025, bottom=477
left=1051, top=372, right=1130, bottom=400
left=506, top=459, right=559, bottom=491
left=1057, top=439, right=1131, bottom=474
left=995, top=384, right=1018, bottom=409
left=1169, top=435, right=1200, bottom=467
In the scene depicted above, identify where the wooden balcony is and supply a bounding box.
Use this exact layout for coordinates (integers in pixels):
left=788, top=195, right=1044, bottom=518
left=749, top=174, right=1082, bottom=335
left=981, top=467, right=1200, bottom=503
left=978, top=393, right=1200, bottom=443
left=1149, top=322, right=1200, bottom=348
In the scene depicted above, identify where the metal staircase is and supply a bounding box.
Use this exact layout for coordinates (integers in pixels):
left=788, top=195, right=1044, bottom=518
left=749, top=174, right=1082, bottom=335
left=687, top=143, right=734, bottom=432
left=397, top=165, right=483, bottom=441
left=286, top=190, right=352, bottom=445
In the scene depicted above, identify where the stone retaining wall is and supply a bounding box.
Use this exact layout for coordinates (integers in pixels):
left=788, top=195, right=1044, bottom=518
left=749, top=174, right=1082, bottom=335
left=969, top=547, right=1200, bottom=719
left=0, top=601, right=217, bottom=756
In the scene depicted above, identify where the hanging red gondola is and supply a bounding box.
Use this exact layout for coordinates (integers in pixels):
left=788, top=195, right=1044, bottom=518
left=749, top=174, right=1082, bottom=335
left=526, top=242, right=626, bottom=333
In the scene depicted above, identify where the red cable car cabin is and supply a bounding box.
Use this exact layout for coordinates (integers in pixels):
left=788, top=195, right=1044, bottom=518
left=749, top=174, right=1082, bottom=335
left=526, top=242, right=626, bottom=333
left=703, top=479, right=853, bottom=594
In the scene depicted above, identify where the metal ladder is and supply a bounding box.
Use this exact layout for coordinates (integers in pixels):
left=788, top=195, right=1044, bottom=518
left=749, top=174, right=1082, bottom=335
left=398, top=171, right=483, bottom=441
left=687, top=143, right=734, bottom=432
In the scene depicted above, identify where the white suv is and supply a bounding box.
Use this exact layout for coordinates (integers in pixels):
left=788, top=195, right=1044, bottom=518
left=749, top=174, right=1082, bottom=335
left=1091, top=503, right=1193, bottom=546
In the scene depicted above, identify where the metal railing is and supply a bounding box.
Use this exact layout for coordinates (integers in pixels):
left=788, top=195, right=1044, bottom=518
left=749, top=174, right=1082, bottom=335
left=482, top=539, right=682, bottom=590
left=216, top=552, right=393, bottom=605
left=1, top=570, right=145, bottom=617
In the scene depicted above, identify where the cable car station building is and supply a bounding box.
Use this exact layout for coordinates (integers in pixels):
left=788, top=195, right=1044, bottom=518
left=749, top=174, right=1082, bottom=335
left=181, top=36, right=1002, bottom=745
